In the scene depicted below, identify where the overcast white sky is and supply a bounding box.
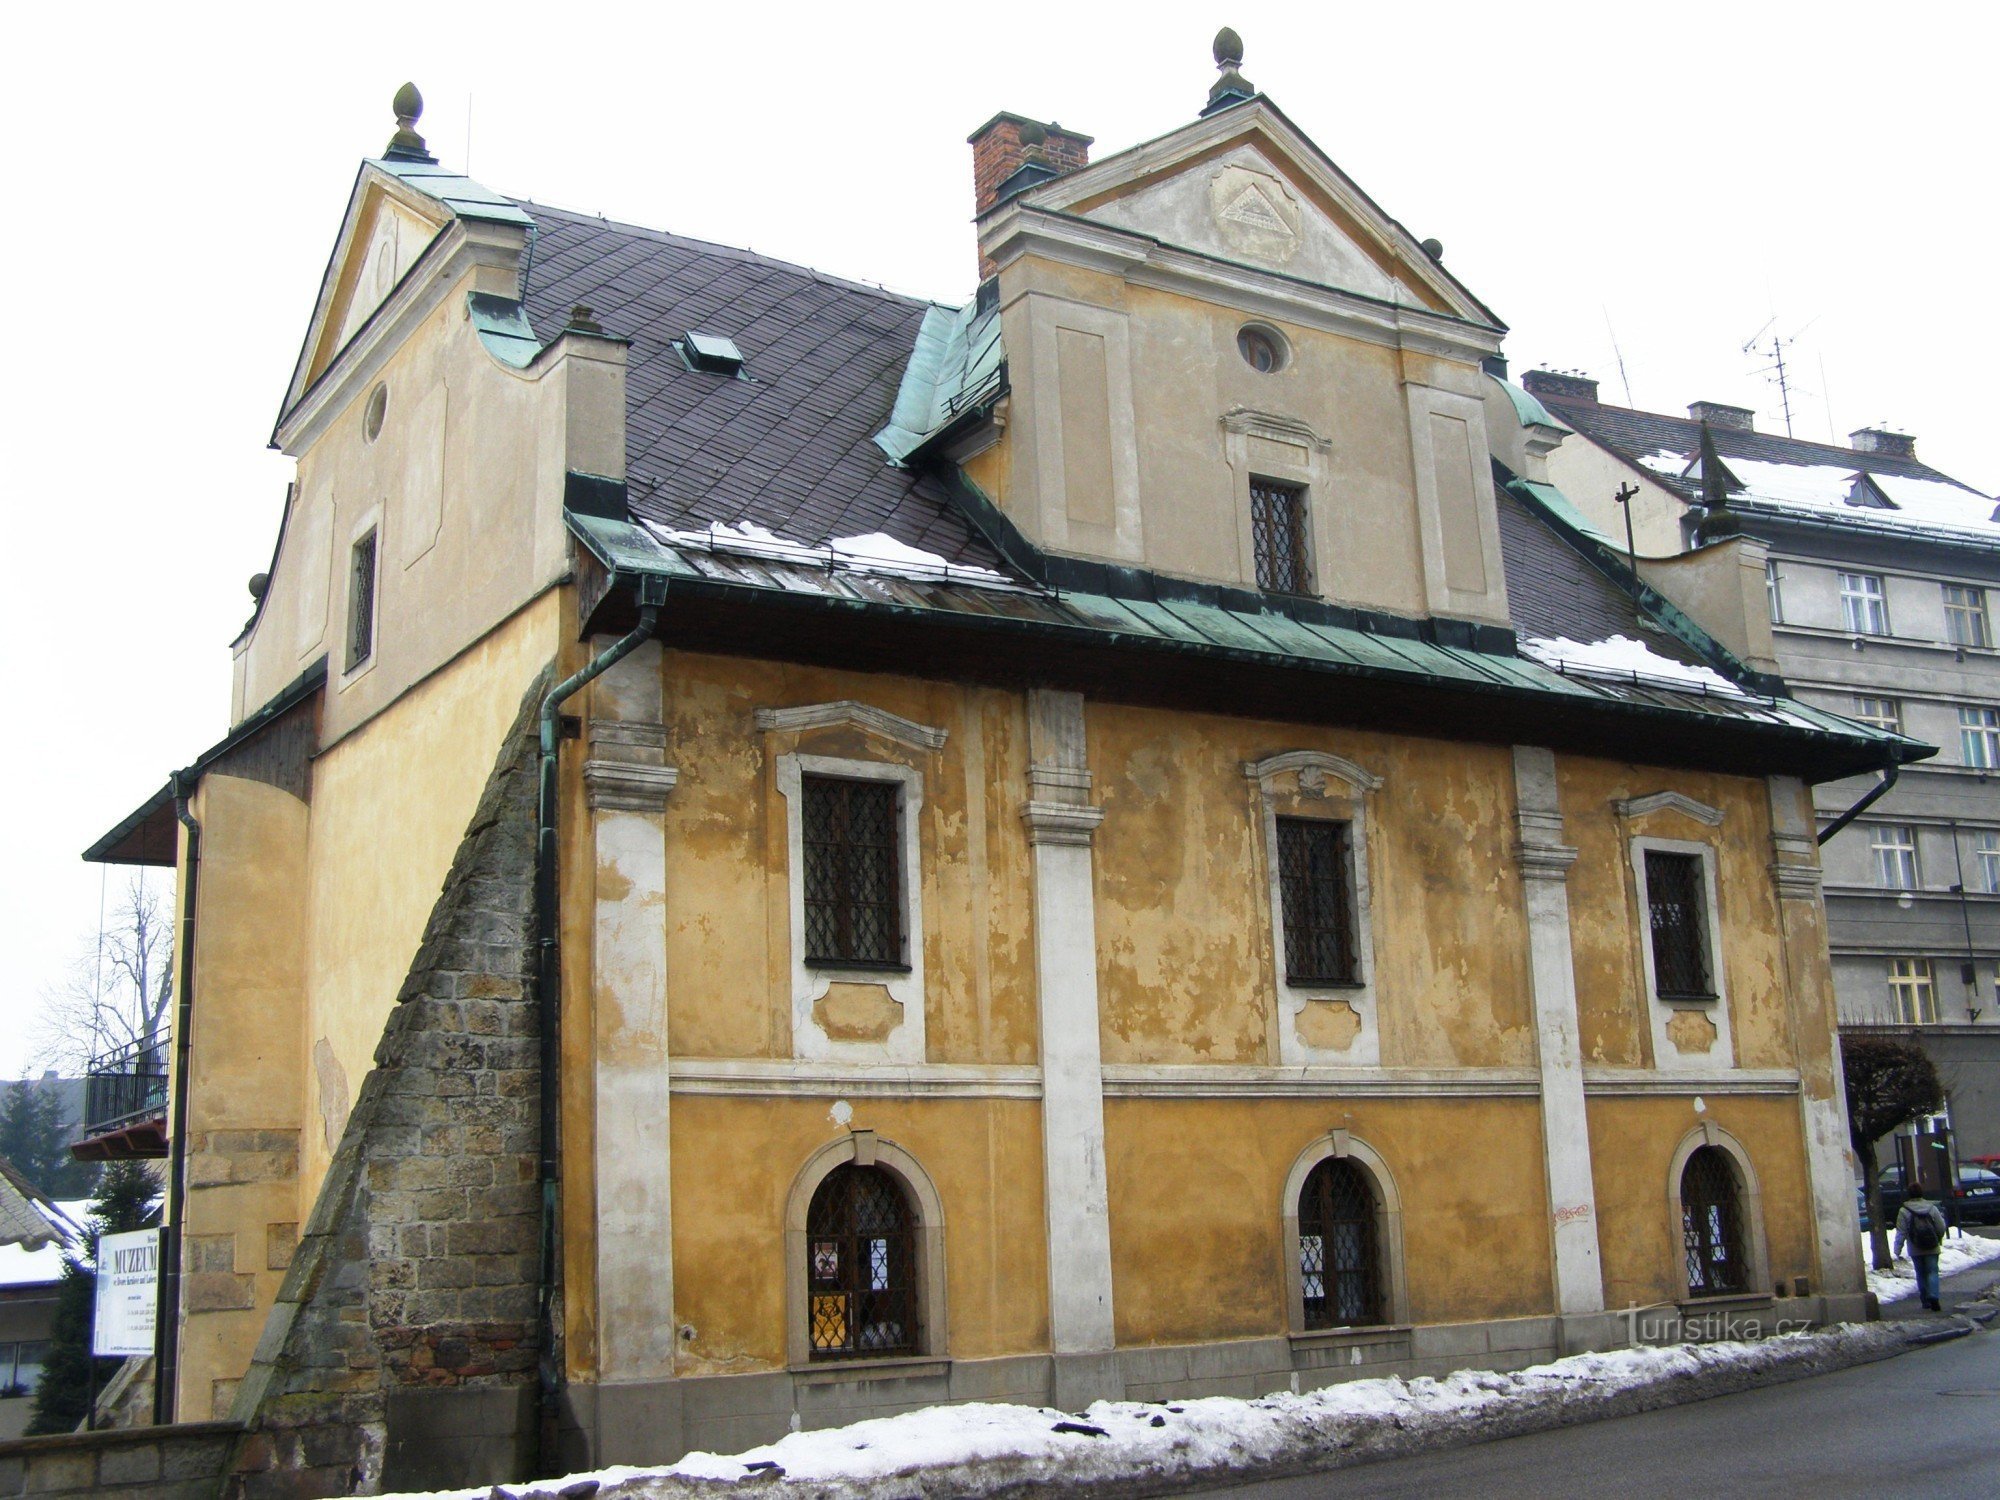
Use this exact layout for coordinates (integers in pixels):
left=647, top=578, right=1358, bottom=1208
left=1, top=1, right=1994, bottom=1078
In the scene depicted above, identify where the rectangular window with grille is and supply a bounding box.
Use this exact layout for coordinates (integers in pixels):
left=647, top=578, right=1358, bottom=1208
left=1960, top=706, right=2000, bottom=770
left=1839, top=571, right=1887, bottom=635
left=802, top=776, right=904, bottom=968
left=346, top=530, right=378, bottom=672
left=1644, top=850, right=1715, bottom=1001
left=1871, top=824, right=1920, bottom=890
left=1851, top=695, right=1901, bottom=735
left=1250, top=477, right=1312, bottom=595
left=1276, top=817, right=1357, bottom=985
left=1975, top=831, right=2000, bottom=896
left=1944, top=584, right=1991, bottom=648
left=1889, top=957, right=1937, bottom=1025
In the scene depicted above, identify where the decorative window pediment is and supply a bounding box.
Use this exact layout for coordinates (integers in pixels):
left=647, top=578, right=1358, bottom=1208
left=1244, top=749, right=1382, bottom=797
left=1614, top=790, right=1723, bottom=827
left=755, top=700, right=948, bottom=753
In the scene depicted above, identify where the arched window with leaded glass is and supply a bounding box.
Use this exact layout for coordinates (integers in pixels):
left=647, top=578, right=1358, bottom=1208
left=805, top=1163, right=920, bottom=1359
left=1298, top=1157, right=1384, bottom=1329
left=1680, top=1145, right=1748, bottom=1297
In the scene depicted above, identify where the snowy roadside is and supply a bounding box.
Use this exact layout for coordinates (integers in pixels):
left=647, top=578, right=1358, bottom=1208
left=386, top=1321, right=1941, bottom=1500
left=1863, top=1227, right=2000, bottom=1304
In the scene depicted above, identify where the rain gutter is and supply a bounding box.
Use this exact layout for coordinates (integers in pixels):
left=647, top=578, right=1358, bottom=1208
left=1817, top=761, right=1902, bottom=847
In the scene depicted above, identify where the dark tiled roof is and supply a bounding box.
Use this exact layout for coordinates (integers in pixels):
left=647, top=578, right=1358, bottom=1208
left=514, top=203, right=1008, bottom=571
left=1496, top=484, right=1709, bottom=669
left=1534, top=394, right=1980, bottom=503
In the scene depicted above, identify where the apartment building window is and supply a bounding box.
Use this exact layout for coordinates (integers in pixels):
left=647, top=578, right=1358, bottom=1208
left=1839, top=571, right=1888, bottom=635
left=1943, top=584, right=1991, bottom=648
left=345, top=529, right=378, bottom=672
left=1871, top=825, right=1920, bottom=890
left=1250, top=477, right=1312, bottom=595
left=1888, top=958, right=1938, bottom=1025
left=1276, top=818, right=1358, bottom=984
left=1644, top=850, right=1716, bottom=1001
left=1765, top=560, right=1783, bottom=624
left=801, top=776, right=904, bottom=967
left=0, top=1340, right=48, bottom=1397
left=1974, top=831, right=2000, bottom=895
left=1960, top=706, right=2000, bottom=770
left=1851, top=696, right=1902, bottom=735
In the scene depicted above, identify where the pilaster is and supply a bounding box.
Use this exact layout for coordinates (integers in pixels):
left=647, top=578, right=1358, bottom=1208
left=585, top=641, right=681, bottom=1380
left=1021, top=688, right=1121, bottom=1406
left=1511, top=746, right=1606, bottom=1321
left=1767, top=775, right=1865, bottom=1297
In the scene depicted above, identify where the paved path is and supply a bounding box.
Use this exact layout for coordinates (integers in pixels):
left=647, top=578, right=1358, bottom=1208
left=1218, top=1265, right=2000, bottom=1500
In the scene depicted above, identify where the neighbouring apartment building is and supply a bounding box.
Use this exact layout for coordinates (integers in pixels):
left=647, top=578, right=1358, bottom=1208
left=1527, top=371, right=2000, bottom=1158
left=81, top=37, right=1904, bottom=1496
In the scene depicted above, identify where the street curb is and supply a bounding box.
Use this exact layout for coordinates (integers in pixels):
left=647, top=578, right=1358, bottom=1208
left=474, top=1321, right=1976, bottom=1500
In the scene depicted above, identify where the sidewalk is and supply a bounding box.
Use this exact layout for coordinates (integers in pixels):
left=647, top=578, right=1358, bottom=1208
left=1871, top=1226, right=2000, bottom=1319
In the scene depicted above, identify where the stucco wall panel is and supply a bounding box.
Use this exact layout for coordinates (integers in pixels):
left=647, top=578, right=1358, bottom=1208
left=667, top=1096, right=1049, bottom=1372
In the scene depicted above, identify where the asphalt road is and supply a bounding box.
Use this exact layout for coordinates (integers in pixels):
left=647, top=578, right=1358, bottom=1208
left=1217, top=1326, right=1998, bottom=1499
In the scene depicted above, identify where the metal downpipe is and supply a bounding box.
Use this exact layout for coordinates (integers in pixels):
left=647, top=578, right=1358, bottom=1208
left=154, top=773, right=201, bottom=1425
left=1817, top=762, right=1901, bottom=847
left=533, top=585, right=662, bottom=1475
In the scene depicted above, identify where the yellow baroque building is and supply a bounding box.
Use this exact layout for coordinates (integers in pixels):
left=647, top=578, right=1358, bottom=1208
left=85, top=45, right=1916, bottom=1496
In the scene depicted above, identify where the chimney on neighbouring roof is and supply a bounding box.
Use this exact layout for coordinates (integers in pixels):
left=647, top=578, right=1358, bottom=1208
left=968, top=113, right=1093, bottom=218
left=1520, top=370, right=1600, bottom=404
left=1850, top=427, right=1918, bottom=460
left=1688, top=400, right=1755, bottom=433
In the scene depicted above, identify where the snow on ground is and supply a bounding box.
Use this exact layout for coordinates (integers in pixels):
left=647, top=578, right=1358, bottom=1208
left=381, top=1325, right=1905, bottom=1500
left=650, top=520, right=1014, bottom=586
left=1521, top=634, right=1746, bottom=695
left=1863, top=1227, right=2000, bottom=1303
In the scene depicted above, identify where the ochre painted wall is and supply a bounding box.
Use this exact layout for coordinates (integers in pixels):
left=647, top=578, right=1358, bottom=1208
left=1087, top=703, right=1534, bottom=1069
left=666, top=1095, right=1050, bottom=1372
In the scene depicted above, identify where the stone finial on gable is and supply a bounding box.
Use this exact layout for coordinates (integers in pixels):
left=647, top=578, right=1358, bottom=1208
left=385, top=81, right=436, bottom=163
left=1204, top=27, right=1257, bottom=116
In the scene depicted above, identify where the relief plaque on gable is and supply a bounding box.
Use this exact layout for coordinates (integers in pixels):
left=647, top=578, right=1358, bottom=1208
left=1208, top=165, right=1302, bottom=266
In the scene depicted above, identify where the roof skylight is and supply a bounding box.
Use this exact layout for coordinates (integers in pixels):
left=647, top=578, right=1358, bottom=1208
left=682, top=331, right=746, bottom=376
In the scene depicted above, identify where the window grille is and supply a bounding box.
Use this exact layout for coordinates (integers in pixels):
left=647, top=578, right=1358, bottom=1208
left=1276, top=818, right=1357, bottom=984
left=1681, top=1146, right=1747, bottom=1296
left=1974, top=831, right=2000, bottom=896
left=1839, top=572, right=1887, bottom=635
left=1299, top=1157, right=1382, bottom=1328
left=1888, top=957, right=1938, bottom=1025
left=1850, top=695, right=1901, bottom=735
left=1250, top=477, right=1311, bottom=594
left=802, top=777, right=903, bottom=966
left=346, top=531, right=377, bottom=672
left=1943, top=584, right=1990, bottom=649
left=806, top=1164, right=918, bottom=1359
left=1870, top=824, right=1920, bottom=890
left=1959, top=707, right=2000, bottom=770
left=1644, top=851, right=1714, bottom=1001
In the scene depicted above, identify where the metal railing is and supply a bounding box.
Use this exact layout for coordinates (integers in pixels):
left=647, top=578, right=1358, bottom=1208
left=82, top=1037, right=169, bottom=1139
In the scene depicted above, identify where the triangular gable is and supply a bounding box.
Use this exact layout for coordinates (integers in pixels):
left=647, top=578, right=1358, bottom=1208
left=280, top=164, right=456, bottom=419
left=1019, top=98, right=1500, bottom=328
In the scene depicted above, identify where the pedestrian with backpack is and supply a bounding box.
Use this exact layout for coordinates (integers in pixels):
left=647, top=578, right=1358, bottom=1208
left=1895, top=1183, right=1949, bottom=1311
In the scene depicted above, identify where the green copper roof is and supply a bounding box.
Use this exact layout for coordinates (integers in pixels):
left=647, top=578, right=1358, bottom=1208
left=466, top=292, right=541, bottom=368
left=875, top=297, right=1006, bottom=464
left=1493, top=375, right=1569, bottom=435
left=369, top=157, right=535, bottom=228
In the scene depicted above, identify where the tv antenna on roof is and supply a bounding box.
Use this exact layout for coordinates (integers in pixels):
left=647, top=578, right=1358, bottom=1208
left=1742, top=315, right=1817, bottom=439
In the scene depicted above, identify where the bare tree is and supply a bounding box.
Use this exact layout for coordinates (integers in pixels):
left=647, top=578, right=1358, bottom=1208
left=33, top=873, right=175, bottom=1072
left=1844, top=1035, right=1945, bottom=1271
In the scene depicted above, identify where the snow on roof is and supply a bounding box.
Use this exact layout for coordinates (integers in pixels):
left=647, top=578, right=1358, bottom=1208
left=1520, top=634, right=1748, bottom=697
left=0, top=1199, right=87, bottom=1288
left=1637, top=449, right=2000, bottom=541
left=649, top=520, right=1020, bottom=588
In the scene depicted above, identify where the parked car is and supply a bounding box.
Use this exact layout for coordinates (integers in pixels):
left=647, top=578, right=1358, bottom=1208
left=1857, top=1162, right=2000, bottom=1232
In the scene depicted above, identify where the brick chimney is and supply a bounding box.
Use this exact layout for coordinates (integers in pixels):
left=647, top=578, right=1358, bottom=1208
left=1688, top=400, right=1756, bottom=433
left=1520, top=370, right=1600, bottom=404
left=1850, top=427, right=1917, bottom=460
left=968, top=113, right=1092, bottom=217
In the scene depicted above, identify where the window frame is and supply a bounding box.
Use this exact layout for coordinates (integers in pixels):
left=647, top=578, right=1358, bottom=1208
left=1838, top=570, right=1889, bottom=635
left=344, top=524, right=380, bottom=677
left=1250, top=752, right=1383, bottom=1067
left=1765, top=559, right=1783, bottom=624
left=1973, top=830, right=2000, bottom=896
left=775, top=751, right=927, bottom=1063
left=1249, top=474, right=1314, bottom=595
left=1943, top=584, right=1991, bottom=649
left=1888, top=957, right=1938, bottom=1025
left=800, top=774, right=905, bottom=970
left=784, top=1133, right=947, bottom=1370
left=1958, top=706, right=2000, bottom=770
left=1628, top=832, right=1735, bottom=1069
left=1281, top=1131, right=1409, bottom=1339
left=1850, top=695, right=1902, bottom=735
left=1870, top=823, right=1921, bottom=890
left=1666, top=1125, right=1769, bottom=1305
left=1274, top=816, right=1360, bottom=986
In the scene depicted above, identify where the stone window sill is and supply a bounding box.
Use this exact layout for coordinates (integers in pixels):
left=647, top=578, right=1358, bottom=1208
left=1288, top=1323, right=1411, bottom=1350
left=791, top=1355, right=950, bottom=1383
